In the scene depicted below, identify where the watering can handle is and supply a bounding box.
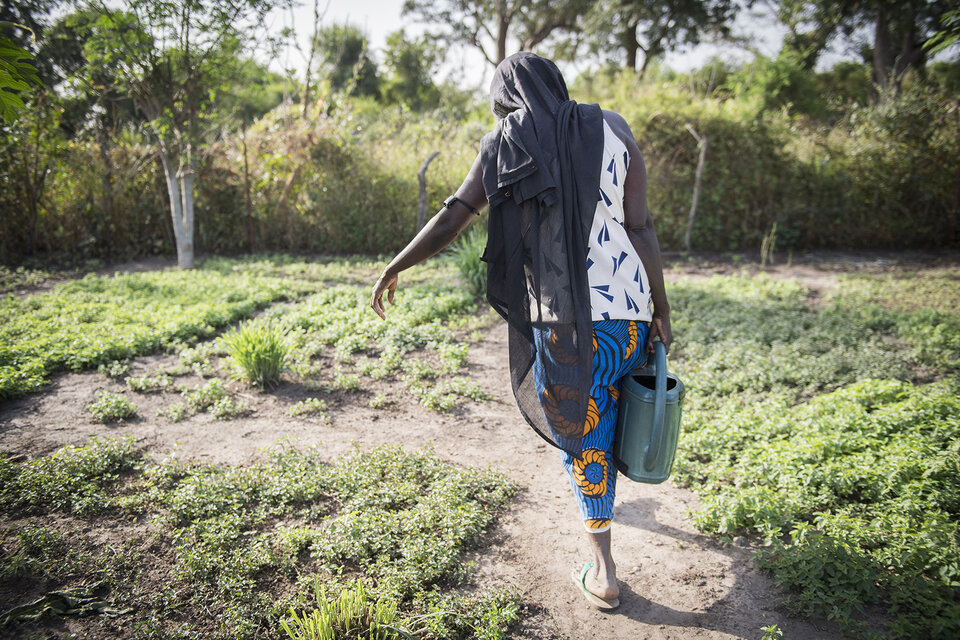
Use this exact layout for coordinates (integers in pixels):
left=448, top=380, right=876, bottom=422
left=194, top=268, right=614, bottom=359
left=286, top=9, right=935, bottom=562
left=643, top=340, right=668, bottom=472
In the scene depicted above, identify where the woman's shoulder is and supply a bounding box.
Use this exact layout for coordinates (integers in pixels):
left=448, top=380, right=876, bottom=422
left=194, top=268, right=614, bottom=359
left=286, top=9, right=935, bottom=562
left=601, top=109, right=642, bottom=159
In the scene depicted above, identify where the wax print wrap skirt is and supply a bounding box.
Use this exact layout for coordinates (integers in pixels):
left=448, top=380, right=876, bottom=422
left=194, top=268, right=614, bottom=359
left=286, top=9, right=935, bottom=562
left=533, top=318, right=649, bottom=531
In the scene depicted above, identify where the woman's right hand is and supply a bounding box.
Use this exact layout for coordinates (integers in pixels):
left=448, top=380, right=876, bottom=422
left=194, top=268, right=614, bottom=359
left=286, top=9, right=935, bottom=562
left=647, top=312, right=673, bottom=354
left=371, top=271, right=399, bottom=320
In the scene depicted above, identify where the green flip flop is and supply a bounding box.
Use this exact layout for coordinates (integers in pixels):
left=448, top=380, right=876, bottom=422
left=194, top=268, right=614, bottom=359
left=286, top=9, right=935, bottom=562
left=571, top=561, right=620, bottom=610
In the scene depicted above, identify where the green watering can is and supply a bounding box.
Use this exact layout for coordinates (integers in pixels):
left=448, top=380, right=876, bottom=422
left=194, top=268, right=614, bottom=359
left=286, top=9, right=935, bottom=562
left=613, top=340, right=685, bottom=484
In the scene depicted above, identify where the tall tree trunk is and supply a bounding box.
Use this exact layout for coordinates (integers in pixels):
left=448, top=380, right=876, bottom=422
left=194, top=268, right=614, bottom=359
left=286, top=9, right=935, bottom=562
left=620, top=22, right=639, bottom=72
left=159, top=149, right=194, bottom=269
left=873, top=4, right=894, bottom=92
left=496, top=10, right=509, bottom=64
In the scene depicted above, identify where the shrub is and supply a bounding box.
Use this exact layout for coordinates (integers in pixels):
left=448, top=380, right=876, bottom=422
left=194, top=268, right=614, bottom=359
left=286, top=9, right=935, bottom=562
left=86, top=390, right=138, bottom=423
left=449, top=223, right=487, bottom=296
left=221, top=322, right=289, bottom=389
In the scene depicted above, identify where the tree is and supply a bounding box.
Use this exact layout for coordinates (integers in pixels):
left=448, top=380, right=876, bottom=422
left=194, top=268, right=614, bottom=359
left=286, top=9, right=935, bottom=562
left=581, top=0, right=737, bottom=76
left=78, top=0, right=288, bottom=269
left=382, top=30, right=440, bottom=110
left=314, top=23, right=380, bottom=97
left=776, top=1, right=956, bottom=92
left=401, top=0, right=592, bottom=67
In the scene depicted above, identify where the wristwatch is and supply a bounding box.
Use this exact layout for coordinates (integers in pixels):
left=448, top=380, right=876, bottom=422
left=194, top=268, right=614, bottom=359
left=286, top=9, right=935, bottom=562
left=442, top=195, right=480, bottom=216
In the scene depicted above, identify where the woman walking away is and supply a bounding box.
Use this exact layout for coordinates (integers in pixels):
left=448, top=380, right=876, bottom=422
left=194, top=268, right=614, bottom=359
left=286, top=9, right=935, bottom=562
left=370, top=52, right=672, bottom=611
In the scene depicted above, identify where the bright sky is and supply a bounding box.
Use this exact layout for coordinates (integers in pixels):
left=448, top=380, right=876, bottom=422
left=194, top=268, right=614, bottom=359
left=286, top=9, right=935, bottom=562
left=268, top=0, right=801, bottom=91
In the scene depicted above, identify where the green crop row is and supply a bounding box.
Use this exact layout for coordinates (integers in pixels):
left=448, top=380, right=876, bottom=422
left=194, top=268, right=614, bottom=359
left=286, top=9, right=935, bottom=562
left=0, top=268, right=296, bottom=399
left=668, top=273, right=960, bottom=637
left=0, top=438, right=519, bottom=639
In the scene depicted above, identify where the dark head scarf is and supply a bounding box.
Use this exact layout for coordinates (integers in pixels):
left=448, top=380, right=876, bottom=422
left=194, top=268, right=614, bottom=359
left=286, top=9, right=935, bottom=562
left=479, top=52, right=603, bottom=459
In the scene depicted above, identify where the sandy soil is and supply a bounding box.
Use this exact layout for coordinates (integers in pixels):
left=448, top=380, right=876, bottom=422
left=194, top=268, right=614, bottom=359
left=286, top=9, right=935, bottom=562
left=13, top=260, right=933, bottom=639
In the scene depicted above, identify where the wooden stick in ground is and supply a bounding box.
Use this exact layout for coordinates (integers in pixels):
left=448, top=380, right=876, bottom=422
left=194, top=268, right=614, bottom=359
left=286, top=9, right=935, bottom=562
left=684, top=124, right=707, bottom=253
left=417, top=151, right=440, bottom=231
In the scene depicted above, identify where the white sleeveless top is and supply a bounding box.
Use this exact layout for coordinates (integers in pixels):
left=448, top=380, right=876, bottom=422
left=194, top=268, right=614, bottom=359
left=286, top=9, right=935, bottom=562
left=586, top=121, right=653, bottom=322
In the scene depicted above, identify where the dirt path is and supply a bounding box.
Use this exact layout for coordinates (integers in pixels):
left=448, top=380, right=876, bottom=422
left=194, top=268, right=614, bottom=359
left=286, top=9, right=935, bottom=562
left=0, top=317, right=850, bottom=639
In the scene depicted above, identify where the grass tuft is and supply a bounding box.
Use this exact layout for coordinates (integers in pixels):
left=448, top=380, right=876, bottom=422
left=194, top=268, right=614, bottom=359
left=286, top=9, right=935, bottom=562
left=448, top=224, right=487, bottom=297
left=222, top=322, right=289, bottom=389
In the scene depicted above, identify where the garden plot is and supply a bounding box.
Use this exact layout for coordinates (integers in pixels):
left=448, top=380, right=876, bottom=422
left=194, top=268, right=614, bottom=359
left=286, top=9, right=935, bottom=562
left=0, top=255, right=958, bottom=640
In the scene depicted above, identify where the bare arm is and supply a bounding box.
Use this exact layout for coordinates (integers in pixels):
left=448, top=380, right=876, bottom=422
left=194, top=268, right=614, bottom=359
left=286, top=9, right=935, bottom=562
left=371, top=153, right=488, bottom=319
left=604, top=111, right=673, bottom=352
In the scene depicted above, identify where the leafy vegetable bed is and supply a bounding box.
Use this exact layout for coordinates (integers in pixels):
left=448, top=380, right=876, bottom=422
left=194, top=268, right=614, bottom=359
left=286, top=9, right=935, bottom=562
left=0, top=438, right=519, bottom=639
left=670, top=273, right=960, bottom=638
left=0, top=269, right=293, bottom=399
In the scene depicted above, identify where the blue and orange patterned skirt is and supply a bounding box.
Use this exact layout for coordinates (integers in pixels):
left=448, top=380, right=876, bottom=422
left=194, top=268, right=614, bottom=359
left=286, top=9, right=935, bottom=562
left=534, top=319, right=649, bottom=532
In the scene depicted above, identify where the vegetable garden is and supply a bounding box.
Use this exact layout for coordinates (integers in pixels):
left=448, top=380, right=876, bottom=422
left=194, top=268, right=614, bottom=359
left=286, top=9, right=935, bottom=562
left=0, top=255, right=957, bottom=638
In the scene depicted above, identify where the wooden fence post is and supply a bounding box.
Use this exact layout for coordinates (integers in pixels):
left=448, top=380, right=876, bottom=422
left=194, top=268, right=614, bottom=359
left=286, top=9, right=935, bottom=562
left=684, top=124, right=707, bottom=253
left=418, top=151, right=440, bottom=230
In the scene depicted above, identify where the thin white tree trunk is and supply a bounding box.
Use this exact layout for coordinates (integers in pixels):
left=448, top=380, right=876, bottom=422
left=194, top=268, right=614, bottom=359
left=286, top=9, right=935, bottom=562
left=159, top=148, right=194, bottom=269
left=179, top=168, right=195, bottom=270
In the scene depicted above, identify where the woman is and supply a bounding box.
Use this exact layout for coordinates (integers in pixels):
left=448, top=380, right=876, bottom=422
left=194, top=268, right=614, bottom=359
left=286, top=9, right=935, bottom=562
left=370, top=52, right=672, bottom=611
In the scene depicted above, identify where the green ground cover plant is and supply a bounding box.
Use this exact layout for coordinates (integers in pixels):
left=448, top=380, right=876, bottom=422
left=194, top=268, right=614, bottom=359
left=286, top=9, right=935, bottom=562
left=86, top=390, right=138, bottom=424
left=233, top=258, right=491, bottom=412
left=0, top=269, right=293, bottom=399
left=0, top=438, right=519, bottom=639
left=668, top=273, right=960, bottom=637
left=288, top=397, right=328, bottom=418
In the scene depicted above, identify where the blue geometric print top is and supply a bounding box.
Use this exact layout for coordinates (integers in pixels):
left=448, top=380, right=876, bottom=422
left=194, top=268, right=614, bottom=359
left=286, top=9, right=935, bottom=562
left=585, top=121, right=653, bottom=322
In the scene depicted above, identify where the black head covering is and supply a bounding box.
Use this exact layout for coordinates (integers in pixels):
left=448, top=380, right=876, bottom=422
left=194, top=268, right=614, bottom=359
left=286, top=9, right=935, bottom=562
left=479, top=52, right=604, bottom=459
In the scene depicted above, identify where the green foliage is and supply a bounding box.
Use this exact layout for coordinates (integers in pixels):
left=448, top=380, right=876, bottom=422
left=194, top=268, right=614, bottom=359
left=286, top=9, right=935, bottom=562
left=669, top=273, right=960, bottom=636
left=406, top=377, right=489, bottom=413
left=289, top=397, right=328, bottom=418
left=281, top=580, right=398, bottom=640
left=157, top=401, right=187, bottom=422
left=0, top=32, right=43, bottom=120
left=86, top=389, right=137, bottom=423
left=127, top=372, right=172, bottom=393
left=98, top=358, right=130, bottom=380
left=381, top=30, right=439, bottom=111
left=0, top=439, right=518, bottom=638
left=0, top=268, right=289, bottom=399
left=449, top=223, right=487, bottom=297
left=221, top=322, right=289, bottom=389
left=182, top=378, right=228, bottom=413
left=760, top=625, right=783, bottom=640
left=210, top=395, right=245, bottom=419
left=313, top=446, right=517, bottom=600
left=573, top=68, right=958, bottom=251
left=0, top=437, right=140, bottom=515
left=229, top=259, right=484, bottom=411
left=314, top=23, right=380, bottom=98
